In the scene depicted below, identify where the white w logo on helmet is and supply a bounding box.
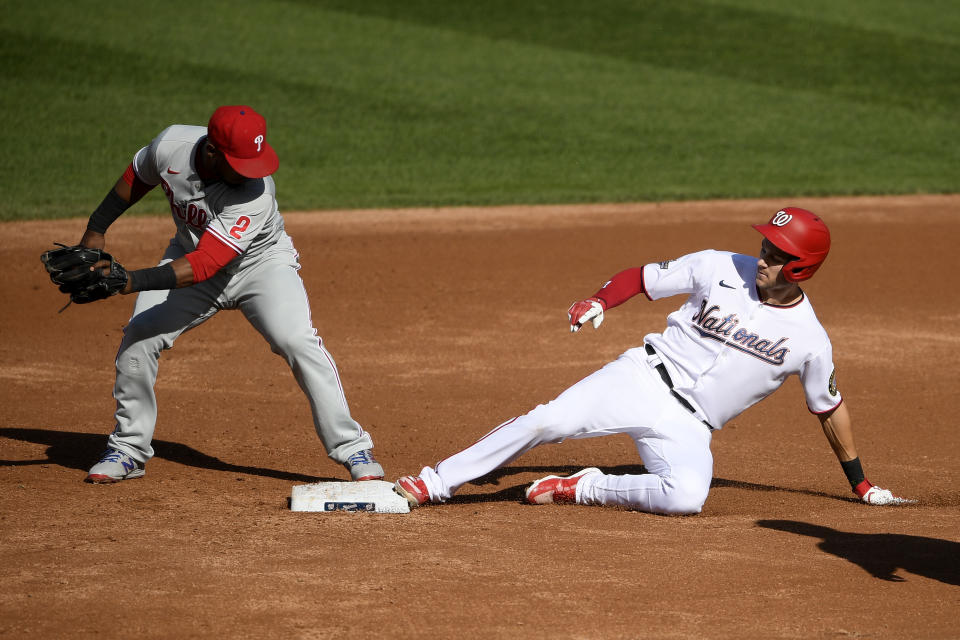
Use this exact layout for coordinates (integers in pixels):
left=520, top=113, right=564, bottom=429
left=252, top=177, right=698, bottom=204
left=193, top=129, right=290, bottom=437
left=772, top=211, right=793, bottom=227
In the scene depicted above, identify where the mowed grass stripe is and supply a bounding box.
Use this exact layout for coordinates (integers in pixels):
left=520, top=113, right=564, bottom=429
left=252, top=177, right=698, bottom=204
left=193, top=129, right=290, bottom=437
left=1, top=1, right=957, bottom=220
left=312, top=0, right=960, bottom=114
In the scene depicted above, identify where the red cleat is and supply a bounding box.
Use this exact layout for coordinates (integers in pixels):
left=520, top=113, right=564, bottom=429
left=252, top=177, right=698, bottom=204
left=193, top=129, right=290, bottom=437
left=525, top=468, right=601, bottom=504
left=393, top=475, right=430, bottom=508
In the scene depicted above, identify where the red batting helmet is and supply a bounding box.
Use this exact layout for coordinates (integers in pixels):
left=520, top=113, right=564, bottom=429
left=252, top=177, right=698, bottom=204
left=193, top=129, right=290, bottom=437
left=752, top=207, right=831, bottom=282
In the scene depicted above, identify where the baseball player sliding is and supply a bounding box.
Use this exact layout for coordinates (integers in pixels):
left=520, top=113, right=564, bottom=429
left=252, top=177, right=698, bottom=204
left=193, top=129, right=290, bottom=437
left=395, top=208, right=914, bottom=512
left=62, top=105, right=383, bottom=483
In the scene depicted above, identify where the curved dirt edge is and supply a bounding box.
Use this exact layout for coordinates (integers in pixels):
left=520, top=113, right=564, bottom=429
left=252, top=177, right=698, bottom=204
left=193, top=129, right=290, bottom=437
left=7, top=194, right=958, bottom=242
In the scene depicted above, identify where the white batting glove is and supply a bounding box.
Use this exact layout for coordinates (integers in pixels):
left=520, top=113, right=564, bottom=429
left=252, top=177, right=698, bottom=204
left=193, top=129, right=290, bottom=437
left=855, top=481, right=917, bottom=506
left=567, top=298, right=605, bottom=332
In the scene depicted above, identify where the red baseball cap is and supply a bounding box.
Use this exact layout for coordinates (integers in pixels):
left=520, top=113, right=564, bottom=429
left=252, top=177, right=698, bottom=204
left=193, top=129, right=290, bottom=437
left=207, top=105, right=279, bottom=178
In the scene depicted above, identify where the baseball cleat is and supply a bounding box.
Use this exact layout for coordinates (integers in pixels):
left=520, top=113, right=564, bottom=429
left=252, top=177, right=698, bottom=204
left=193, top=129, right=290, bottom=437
left=525, top=467, right=601, bottom=505
left=393, top=475, right=430, bottom=507
left=855, top=481, right=918, bottom=506
left=85, top=448, right=146, bottom=483
left=344, top=449, right=384, bottom=481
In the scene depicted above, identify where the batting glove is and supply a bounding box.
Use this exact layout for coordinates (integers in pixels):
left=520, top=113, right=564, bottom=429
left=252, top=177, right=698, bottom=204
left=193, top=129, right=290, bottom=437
left=568, top=297, right=605, bottom=333
left=854, top=480, right=917, bottom=506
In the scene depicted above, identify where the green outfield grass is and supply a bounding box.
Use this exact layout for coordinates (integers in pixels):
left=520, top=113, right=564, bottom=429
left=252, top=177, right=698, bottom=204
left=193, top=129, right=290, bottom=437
left=2, top=0, right=958, bottom=220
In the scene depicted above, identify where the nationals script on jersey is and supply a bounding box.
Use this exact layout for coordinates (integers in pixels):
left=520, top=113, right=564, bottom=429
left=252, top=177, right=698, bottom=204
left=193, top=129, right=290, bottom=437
left=132, top=125, right=288, bottom=272
left=638, top=250, right=842, bottom=429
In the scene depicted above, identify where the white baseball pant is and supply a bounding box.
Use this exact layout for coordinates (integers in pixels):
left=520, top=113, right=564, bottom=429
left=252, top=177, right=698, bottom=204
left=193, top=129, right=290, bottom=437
left=417, top=347, right=714, bottom=514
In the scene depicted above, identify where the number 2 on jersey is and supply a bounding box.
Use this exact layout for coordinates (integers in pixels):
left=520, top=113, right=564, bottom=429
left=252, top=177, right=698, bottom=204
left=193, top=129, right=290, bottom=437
left=229, top=216, right=251, bottom=240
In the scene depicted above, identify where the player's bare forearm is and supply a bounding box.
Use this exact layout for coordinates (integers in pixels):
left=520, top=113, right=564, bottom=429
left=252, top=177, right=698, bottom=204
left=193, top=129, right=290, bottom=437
left=170, top=257, right=195, bottom=288
left=818, top=402, right=858, bottom=462
left=80, top=229, right=106, bottom=250
left=820, top=403, right=916, bottom=505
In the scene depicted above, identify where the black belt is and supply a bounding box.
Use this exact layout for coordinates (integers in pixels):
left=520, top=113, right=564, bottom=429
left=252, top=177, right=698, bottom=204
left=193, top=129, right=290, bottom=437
left=645, top=344, right=714, bottom=430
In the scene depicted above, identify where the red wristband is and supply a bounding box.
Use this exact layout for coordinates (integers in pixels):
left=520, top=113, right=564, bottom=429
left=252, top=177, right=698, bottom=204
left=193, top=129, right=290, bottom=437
left=853, top=479, right=873, bottom=498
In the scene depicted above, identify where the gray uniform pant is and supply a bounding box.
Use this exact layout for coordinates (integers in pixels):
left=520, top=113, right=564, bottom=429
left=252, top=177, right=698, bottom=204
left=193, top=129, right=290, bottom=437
left=106, top=239, right=374, bottom=465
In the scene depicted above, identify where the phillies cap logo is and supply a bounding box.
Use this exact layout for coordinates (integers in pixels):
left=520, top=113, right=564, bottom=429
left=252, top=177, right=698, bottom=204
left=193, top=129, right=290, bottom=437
left=254, top=134, right=264, bottom=152
left=772, top=210, right=793, bottom=226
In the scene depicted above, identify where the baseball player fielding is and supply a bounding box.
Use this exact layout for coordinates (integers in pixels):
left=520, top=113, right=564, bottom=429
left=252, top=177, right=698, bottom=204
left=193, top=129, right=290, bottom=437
left=46, top=106, right=385, bottom=485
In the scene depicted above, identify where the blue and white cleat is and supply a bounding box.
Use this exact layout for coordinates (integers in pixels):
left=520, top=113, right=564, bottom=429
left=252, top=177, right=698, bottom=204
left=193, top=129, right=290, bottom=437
left=86, top=448, right=146, bottom=483
left=344, top=449, right=384, bottom=481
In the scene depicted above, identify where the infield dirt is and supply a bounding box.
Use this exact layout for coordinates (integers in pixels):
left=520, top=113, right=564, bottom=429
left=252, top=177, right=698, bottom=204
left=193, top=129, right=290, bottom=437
left=2, top=195, right=958, bottom=639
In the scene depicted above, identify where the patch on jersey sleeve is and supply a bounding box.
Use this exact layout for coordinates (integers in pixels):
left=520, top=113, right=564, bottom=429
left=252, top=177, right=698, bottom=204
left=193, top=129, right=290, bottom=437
left=828, top=369, right=838, bottom=396
left=658, top=260, right=673, bottom=269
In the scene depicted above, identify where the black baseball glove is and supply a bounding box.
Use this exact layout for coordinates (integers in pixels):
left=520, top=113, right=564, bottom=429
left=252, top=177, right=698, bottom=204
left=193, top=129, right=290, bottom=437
left=41, top=243, right=128, bottom=306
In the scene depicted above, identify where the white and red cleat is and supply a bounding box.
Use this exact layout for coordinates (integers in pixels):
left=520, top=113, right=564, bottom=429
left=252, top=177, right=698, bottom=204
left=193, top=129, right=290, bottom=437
left=525, top=467, right=601, bottom=504
left=394, top=475, right=430, bottom=507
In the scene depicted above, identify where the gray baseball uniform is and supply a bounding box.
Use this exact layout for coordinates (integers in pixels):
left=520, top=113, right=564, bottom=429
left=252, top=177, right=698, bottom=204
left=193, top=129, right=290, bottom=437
left=105, top=125, right=375, bottom=466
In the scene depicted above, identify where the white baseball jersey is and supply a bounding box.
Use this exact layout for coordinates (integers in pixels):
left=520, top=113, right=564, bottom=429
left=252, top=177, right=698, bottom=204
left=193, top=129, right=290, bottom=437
left=641, top=249, right=841, bottom=428
left=132, top=125, right=287, bottom=272
left=415, top=248, right=844, bottom=514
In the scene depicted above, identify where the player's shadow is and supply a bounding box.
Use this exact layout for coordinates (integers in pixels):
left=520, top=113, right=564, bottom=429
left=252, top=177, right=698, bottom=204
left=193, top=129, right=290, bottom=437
left=0, top=427, right=337, bottom=483
left=757, top=519, right=960, bottom=586
left=459, top=463, right=857, bottom=505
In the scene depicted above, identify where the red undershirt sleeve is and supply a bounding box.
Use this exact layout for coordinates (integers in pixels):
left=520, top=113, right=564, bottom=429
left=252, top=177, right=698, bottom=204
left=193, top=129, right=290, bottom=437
left=185, top=231, right=240, bottom=283
left=593, top=267, right=647, bottom=308
left=122, top=163, right=156, bottom=200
